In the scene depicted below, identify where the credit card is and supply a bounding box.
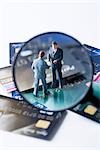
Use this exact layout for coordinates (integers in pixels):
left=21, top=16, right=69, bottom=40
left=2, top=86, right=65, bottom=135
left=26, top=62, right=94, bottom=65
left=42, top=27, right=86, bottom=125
left=0, top=96, right=67, bottom=140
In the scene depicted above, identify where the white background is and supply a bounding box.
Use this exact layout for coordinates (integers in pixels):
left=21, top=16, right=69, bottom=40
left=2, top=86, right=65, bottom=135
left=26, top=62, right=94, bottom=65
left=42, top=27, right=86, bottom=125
left=0, top=0, right=100, bottom=150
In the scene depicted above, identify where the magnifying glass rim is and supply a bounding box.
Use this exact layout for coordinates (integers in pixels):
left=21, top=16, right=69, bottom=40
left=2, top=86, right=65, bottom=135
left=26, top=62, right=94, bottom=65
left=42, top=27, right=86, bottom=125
left=13, top=31, right=93, bottom=112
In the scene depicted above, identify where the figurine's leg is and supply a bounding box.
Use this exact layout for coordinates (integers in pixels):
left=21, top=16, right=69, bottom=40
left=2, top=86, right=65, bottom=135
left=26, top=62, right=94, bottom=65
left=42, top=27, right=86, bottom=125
left=33, top=78, right=39, bottom=96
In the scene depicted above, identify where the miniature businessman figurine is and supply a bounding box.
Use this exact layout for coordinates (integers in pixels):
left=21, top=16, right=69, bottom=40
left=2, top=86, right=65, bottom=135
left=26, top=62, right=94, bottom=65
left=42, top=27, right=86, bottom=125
left=31, top=50, right=49, bottom=97
left=48, top=41, right=63, bottom=89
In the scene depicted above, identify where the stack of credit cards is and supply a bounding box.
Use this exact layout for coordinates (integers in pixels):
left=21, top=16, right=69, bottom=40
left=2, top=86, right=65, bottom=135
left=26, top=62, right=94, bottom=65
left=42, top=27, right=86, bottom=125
left=0, top=42, right=99, bottom=141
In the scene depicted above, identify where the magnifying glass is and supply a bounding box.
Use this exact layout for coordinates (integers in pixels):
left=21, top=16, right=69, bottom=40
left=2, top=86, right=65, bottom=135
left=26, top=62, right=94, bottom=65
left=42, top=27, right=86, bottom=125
left=13, top=32, right=93, bottom=111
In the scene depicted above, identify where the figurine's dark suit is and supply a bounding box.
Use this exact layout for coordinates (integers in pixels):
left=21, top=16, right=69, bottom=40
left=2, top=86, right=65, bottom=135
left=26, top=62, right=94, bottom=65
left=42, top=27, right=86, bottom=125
left=48, top=47, right=63, bottom=88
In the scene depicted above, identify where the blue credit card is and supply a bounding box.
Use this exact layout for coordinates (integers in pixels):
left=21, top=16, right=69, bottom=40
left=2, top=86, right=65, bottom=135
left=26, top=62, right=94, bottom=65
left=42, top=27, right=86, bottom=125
left=70, top=44, right=100, bottom=123
left=84, top=44, right=100, bottom=74
left=9, top=42, right=25, bottom=64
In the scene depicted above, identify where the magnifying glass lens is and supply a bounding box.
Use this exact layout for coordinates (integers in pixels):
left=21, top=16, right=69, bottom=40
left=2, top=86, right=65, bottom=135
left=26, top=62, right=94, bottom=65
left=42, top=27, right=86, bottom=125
left=13, top=32, right=93, bottom=111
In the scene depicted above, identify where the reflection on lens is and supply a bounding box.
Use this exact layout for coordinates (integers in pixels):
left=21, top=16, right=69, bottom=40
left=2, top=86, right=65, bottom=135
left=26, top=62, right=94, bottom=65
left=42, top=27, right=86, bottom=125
left=13, top=32, right=93, bottom=111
